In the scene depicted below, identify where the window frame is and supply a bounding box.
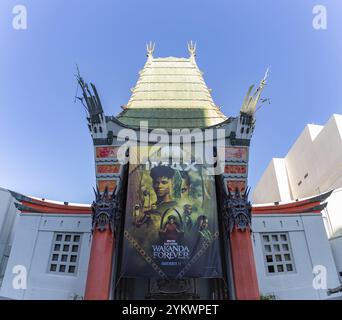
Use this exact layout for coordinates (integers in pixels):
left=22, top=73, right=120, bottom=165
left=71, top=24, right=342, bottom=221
left=261, top=232, right=296, bottom=276
left=48, top=232, right=82, bottom=276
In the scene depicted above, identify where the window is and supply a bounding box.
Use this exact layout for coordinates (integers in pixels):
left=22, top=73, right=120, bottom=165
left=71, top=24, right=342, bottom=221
left=261, top=232, right=295, bottom=275
left=48, top=233, right=81, bottom=275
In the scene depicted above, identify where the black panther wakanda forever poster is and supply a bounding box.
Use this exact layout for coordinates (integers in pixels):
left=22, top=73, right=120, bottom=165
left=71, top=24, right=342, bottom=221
left=121, top=148, right=222, bottom=279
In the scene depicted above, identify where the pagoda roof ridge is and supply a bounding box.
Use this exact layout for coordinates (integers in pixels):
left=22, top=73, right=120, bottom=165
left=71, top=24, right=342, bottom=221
left=152, top=56, right=190, bottom=61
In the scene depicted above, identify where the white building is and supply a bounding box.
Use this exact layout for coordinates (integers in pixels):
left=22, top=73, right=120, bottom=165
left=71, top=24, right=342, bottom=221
left=0, top=188, right=91, bottom=300
left=253, top=114, right=342, bottom=299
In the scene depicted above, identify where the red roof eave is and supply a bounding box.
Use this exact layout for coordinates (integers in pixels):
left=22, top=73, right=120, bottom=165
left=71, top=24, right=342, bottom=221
left=10, top=189, right=333, bottom=216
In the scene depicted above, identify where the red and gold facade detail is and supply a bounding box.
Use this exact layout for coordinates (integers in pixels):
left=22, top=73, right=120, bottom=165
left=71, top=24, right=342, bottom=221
left=97, top=180, right=117, bottom=193
left=227, top=180, right=246, bottom=193
left=97, top=164, right=121, bottom=174
left=96, top=146, right=120, bottom=159
left=224, top=165, right=247, bottom=175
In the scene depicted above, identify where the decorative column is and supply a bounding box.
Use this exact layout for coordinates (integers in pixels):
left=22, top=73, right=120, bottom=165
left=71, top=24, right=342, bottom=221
left=223, top=186, right=259, bottom=300
left=84, top=186, right=122, bottom=300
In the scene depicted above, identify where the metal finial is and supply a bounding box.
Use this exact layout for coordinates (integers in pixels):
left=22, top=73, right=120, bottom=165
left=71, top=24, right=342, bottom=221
left=264, top=66, right=270, bottom=80
left=188, top=40, right=196, bottom=57
left=146, top=41, right=155, bottom=57
left=261, top=66, right=270, bottom=88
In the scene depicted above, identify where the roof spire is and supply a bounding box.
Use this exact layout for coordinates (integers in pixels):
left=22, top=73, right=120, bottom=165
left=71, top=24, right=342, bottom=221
left=75, top=64, right=104, bottom=121
left=187, top=40, right=196, bottom=63
left=146, top=41, right=155, bottom=61
left=240, top=67, right=270, bottom=115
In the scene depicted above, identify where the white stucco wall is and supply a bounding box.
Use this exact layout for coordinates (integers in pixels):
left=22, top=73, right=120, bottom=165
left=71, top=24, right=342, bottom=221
left=286, top=116, right=342, bottom=200
left=323, top=189, right=342, bottom=238
left=329, top=236, right=342, bottom=278
left=252, top=160, right=279, bottom=204
left=0, top=188, right=19, bottom=287
left=253, top=159, right=292, bottom=204
left=253, top=114, right=342, bottom=204
left=252, top=213, right=341, bottom=300
left=0, top=214, right=92, bottom=300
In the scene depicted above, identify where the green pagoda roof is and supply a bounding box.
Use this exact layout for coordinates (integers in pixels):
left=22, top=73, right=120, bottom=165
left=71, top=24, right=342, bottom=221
left=116, top=44, right=227, bottom=129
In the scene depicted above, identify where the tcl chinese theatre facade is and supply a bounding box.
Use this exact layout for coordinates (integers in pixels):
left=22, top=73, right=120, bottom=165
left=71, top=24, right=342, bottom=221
left=81, top=43, right=262, bottom=300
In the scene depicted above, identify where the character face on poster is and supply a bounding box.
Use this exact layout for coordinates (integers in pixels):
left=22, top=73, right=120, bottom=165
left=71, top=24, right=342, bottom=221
left=122, top=149, right=222, bottom=279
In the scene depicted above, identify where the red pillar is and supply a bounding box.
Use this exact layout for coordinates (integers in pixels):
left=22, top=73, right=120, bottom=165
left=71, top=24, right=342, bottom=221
left=84, top=229, right=115, bottom=300
left=230, top=226, right=259, bottom=300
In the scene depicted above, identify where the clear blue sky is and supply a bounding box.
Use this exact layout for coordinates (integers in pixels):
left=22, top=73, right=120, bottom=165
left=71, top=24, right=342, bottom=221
left=0, top=0, right=341, bottom=203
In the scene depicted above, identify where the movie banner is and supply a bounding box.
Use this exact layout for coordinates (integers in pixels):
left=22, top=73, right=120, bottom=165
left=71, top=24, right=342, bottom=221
left=121, top=148, right=222, bottom=279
